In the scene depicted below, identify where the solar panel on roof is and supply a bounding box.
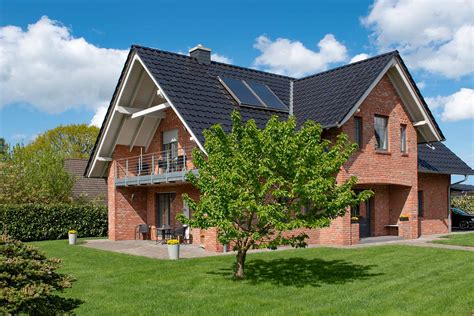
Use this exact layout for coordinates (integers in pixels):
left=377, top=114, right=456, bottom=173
left=246, top=81, right=288, bottom=111
left=219, top=77, right=262, bottom=107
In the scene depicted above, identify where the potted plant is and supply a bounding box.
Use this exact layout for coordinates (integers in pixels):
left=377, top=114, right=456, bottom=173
left=68, top=230, right=77, bottom=245
left=167, top=239, right=180, bottom=260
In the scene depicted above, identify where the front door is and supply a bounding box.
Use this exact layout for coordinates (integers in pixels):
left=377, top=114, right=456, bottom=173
left=359, top=197, right=373, bottom=238
left=156, top=193, right=175, bottom=228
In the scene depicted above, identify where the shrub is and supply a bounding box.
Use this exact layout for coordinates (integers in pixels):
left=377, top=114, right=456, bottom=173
left=0, top=204, right=107, bottom=241
left=0, top=235, right=82, bottom=314
left=452, top=196, right=474, bottom=215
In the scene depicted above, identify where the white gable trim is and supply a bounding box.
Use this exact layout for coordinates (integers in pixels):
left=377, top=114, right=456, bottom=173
left=88, top=52, right=139, bottom=177
left=87, top=52, right=206, bottom=177
left=336, top=56, right=443, bottom=143
left=135, top=54, right=206, bottom=154
left=337, top=58, right=395, bottom=128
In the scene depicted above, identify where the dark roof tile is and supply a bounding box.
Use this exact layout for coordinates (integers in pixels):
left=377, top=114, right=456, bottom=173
left=418, top=142, right=474, bottom=175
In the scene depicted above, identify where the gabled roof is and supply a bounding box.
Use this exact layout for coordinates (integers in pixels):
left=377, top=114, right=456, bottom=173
left=85, top=45, right=448, bottom=177
left=135, top=45, right=293, bottom=146
left=293, top=51, right=397, bottom=127
left=418, top=142, right=474, bottom=175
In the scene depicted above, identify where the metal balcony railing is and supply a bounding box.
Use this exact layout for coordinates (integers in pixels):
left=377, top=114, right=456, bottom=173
left=114, top=146, right=196, bottom=186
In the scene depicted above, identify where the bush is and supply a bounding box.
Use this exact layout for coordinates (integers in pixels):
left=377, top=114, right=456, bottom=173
left=0, top=235, right=82, bottom=314
left=0, top=204, right=107, bottom=241
left=452, top=196, right=474, bottom=215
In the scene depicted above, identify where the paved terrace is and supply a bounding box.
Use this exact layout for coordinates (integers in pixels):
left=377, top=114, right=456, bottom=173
left=82, top=231, right=474, bottom=259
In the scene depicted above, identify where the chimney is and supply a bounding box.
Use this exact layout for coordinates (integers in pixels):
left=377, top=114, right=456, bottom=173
left=189, top=44, right=211, bottom=65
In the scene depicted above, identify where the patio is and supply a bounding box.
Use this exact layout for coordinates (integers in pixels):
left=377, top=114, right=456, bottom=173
left=82, top=239, right=220, bottom=259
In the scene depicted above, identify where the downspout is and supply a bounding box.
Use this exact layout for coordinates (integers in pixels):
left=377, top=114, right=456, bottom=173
left=448, top=175, right=469, bottom=233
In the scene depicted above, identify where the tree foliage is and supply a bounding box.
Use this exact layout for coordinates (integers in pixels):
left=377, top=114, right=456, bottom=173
left=0, top=235, right=81, bottom=314
left=28, top=124, right=99, bottom=159
left=0, top=124, right=99, bottom=204
left=0, top=145, right=73, bottom=204
left=180, top=112, right=372, bottom=279
left=452, top=195, right=474, bottom=214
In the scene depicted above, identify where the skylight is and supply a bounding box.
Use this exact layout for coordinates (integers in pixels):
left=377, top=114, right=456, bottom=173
left=218, top=76, right=288, bottom=112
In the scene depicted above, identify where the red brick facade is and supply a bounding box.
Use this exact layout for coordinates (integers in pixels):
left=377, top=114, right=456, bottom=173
left=107, top=75, right=450, bottom=250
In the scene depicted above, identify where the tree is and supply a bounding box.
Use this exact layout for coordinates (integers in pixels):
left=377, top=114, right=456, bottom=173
left=180, top=112, right=372, bottom=279
left=28, top=124, right=99, bottom=159
left=0, top=144, right=73, bottom=204
left=0, top=235, right=81, bottom=314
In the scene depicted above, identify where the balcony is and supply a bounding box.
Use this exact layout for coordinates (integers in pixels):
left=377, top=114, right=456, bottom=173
left=114, top=147, right=197, bottom=186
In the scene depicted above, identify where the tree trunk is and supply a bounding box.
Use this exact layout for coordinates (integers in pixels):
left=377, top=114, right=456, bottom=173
left=234, top=249, right=247, bottom=279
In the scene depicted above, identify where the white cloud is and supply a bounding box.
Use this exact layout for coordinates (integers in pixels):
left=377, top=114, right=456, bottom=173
left=89, top=104, right=108, bottom=127
left=211, top=53, right=232, bottom=64
left=362, top=0, right=474, bottom=78
left=253, top=34, right=348, bottom=77
left=426, top=88, right=474, bottom=121
left=350, top=53, right=370, bottom=63
left=416, top=81, right=426, bottom=89
left=0, top=16, right=127, bottom=114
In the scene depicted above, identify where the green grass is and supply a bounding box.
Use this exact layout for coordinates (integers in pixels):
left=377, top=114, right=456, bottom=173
left=433, top=232, right=474, bottom=247
left=32, top=240, right=474, bottom=316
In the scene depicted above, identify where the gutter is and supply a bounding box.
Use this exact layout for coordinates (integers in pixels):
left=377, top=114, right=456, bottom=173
left=448, top=175, right=469, bottom=233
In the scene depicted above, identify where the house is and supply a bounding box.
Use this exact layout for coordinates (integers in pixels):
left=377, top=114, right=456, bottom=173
left=85, top=44, right=474, bottom=251
left=65, top=159, right=107, bottom=204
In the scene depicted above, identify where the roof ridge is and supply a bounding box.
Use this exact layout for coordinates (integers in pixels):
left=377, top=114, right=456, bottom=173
left=296, top=50, right=399, bottom=82
left=132, top=44, right=295, bottom=80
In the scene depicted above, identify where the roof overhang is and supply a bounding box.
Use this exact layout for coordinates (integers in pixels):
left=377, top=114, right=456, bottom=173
left=86, top=50, right=205, bottom=178
left=337, top=56, right=444, bottom=144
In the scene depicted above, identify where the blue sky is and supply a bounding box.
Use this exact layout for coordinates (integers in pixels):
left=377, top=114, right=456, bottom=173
left=1, top=0, right=473, bottom=181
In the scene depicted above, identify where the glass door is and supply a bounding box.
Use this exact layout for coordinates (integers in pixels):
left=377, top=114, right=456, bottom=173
left=156, top=193, right=175, bottom=228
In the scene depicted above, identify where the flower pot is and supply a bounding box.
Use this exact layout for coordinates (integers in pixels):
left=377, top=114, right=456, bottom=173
left=68, top=233, right=77, bottom=245
left=167, top=244, right=179, bottom=260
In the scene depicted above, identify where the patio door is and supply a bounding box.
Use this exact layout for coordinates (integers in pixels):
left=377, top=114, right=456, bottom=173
left=359, top=197, right=373, bottom=238
left=156, top=193, right=175, bottom=228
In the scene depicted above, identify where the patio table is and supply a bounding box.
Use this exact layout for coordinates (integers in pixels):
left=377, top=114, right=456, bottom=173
left=156, top=226, right=173, bottom=244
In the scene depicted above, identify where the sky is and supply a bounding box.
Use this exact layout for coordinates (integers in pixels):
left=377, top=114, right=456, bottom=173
left=0, top=0, right=473, bottom=182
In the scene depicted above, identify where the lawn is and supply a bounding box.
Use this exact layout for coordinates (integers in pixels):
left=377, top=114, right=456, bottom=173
left=32, top=240, right=474, bottom=316
left=433, top=232, right=474, bottom=247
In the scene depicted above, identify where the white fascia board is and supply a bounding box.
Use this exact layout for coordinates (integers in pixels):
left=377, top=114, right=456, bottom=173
left=88, top=53, right=140, bottom=177
left=130, top=103, right=169, bottom=119
left=392, top=62, right=443, bottom=141
left=97, top=157, right=112, bottom=162
left=135, top=54, right=207, bottom=154
left=337, top=58, right=396, bottom=128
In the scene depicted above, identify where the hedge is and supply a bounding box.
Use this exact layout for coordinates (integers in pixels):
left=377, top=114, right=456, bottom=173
left=0, top=204, right=107, bottom=241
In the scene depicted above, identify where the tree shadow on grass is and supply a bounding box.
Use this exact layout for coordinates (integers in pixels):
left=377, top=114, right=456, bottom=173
left=209, top=257, right=381, bottom=287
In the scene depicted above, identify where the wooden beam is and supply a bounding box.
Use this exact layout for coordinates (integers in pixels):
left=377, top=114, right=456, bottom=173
left=97, top=157, right=113, bottom=162
left=131, top=103, right=169, bottom=119
left=129, top=88, right=156, bottom=151
left=145, top=118, right=162, bottom=152
left=116, top=106, right=142, bottom=115
left=413, top=120, right=427, bottom=127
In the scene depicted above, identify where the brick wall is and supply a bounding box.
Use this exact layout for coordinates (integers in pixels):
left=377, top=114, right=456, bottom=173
left=418, top=173, right=450, bottom=235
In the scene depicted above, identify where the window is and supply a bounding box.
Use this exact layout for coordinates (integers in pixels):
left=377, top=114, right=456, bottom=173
left=354, top=117, right=363, bottom=148
left=418, top=191, right=424, bottom=217
left=400, top=124, right=407, bottom=153
left=374, top=115, right=388, bottom=150
left=162, top=129, right=178, bottom=170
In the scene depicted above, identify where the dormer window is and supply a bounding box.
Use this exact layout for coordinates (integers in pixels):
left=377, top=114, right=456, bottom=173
left=374, top=115, right=388, bottom=150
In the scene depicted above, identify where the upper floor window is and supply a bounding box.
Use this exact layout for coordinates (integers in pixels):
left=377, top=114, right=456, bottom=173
left=354, top=117, right=363, bottom=148
left=400, top=124, right=407, bottom=153
left=374, top=115, right=388, bottom=150
left=163, top=129, right=178, bottom=158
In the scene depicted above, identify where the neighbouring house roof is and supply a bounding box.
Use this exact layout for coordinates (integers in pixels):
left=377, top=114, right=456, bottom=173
left=85, top=45, right=449, bottom=178
left=418, top=142, right=474, bottom=175
left=65, top=159, right=107, bottom=203
left=451, top=184, right=474, bottom=193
